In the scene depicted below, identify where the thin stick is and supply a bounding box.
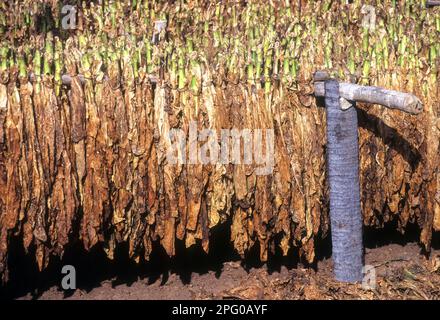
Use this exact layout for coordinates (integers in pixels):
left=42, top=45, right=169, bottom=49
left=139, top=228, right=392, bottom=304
left=28, top=73, right=158, bottom=86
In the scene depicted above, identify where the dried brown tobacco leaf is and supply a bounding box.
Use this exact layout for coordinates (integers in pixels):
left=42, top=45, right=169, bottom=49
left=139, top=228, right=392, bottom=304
left=0, top=70, right=25, bottom=281
left=126, top=77, right=154, bottom=260
left=79, top=63, right=109, bottom=251
left=0, top=0, right=439, bottom=281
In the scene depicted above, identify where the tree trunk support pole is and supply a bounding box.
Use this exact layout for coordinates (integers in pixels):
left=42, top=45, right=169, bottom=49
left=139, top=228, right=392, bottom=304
left=314, top=71, right=423, bottom=283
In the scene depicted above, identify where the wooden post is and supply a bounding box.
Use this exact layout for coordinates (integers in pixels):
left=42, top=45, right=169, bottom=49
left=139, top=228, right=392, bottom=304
left=314, top=71, right=422, bottom=283
left=325, top=79, right=363, bottom=282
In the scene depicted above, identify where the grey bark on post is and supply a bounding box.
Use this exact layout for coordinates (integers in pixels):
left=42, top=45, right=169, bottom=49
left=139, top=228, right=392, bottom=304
left=325, top=79, right=363, bottom=283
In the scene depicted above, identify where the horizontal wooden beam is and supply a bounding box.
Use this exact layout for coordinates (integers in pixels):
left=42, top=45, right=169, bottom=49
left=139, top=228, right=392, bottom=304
left=426, top=0, right=440, bottom=7
left=314, top=79, right=423, bottom=115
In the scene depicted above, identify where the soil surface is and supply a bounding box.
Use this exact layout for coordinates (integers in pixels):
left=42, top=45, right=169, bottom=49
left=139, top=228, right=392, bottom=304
left=11, top=243, right=440, bottom=300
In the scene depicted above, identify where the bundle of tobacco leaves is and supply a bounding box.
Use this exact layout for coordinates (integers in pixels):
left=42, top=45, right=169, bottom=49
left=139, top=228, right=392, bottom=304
left=0, top=0, right=438, bottom=283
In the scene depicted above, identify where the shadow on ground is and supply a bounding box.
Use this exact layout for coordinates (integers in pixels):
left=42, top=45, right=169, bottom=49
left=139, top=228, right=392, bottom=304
left=0, top=219, right=435, bottom=299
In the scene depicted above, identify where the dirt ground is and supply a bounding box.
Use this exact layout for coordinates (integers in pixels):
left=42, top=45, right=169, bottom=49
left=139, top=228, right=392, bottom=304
left=11, top=242, right=440, bottom=300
